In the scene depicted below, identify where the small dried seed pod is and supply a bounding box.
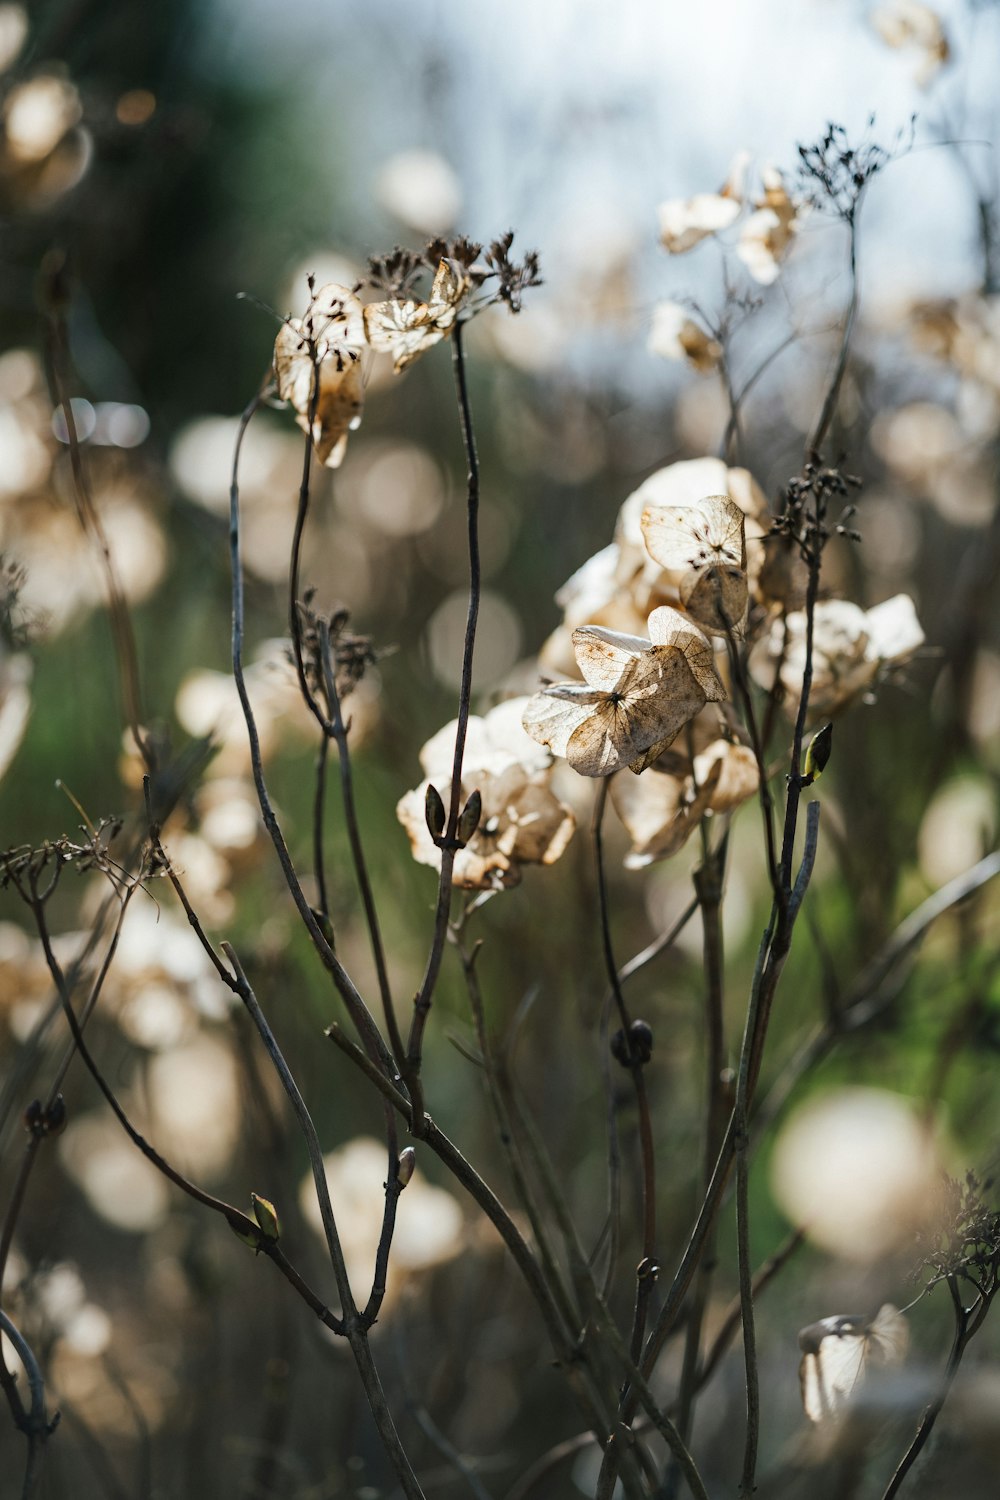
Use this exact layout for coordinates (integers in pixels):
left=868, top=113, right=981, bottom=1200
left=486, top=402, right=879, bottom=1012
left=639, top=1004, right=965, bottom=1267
left=611, top=1019, right=654, bottom=1069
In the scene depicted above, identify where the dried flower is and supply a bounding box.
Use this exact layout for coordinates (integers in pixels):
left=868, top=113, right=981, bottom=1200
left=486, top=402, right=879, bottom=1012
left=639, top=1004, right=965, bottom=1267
left=798, top=1304, right=909, bottom=1423
left=749, top=594, right=924, bottom=719
left=657, top=159, right=744, bottom=254
left=641, top=493, right=748, bottom=636
left=396, top=697, right=576, bottom=890
left=363, top=257, right=470, bottom=372
left=736, top=169, right=801, bottom=285
left=648, top=302, right=722, bottom=371
left=523, top=607, right=725, bottom=778
left=273, top=282, right=365, bottom=468
left=610, top=735, right=758, bottom=866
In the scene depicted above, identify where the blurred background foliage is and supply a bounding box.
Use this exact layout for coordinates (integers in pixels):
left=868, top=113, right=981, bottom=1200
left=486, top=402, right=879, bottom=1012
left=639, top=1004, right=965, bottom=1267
left=1, top=0, right=1000, bottom=1496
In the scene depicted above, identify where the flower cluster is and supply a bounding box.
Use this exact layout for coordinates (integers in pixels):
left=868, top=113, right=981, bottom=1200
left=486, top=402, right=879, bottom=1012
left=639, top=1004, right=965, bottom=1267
left=396, top=698, right=576, bottom=890
left=274, top=235, right=540, bottom=466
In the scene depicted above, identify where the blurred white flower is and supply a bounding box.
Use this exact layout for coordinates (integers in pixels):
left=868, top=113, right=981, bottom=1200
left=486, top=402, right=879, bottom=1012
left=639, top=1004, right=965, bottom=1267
left=871, top=1, right=949, bottom=85
left=300, top=1137, right=465, bottom=1316
left=771, top=1086, right=946, bottom=1261
left=648, top=302, right=721, bottom=371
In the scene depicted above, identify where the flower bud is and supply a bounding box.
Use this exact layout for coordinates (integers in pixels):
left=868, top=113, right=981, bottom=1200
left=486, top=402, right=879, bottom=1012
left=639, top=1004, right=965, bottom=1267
left=457, top=789, right=482, bottom=846
left=251, top=1193, right=281, bottom=1241
left=802, top=722, right=833, bottom=786
left=424, top=783, right=446, bottom=840
left=397, top=1147, right=416, bottom=1188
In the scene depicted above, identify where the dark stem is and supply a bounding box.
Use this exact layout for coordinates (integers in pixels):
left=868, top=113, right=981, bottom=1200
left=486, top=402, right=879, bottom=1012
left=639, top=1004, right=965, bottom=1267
left=406, top=322, right=481, bottom=1119
left=880, top=1286, right=971, bottom=1500
left=808, top=213, right=859, bottom=454
left=318, top=618, right=405, bottom=1071
left=228, top=391, right=395, bottom=1078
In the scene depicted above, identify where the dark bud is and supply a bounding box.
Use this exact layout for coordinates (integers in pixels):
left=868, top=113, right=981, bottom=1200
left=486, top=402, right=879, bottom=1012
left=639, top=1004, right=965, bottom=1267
left=23, top=1099, right=43, bottom=1135
left=629, top=1020, right=654, bottom=1064
left=425, top=783, right=446, bottom=841
left=457, top=789, right=482, bottom=846
left=610, top=1019, right=654, bottom=1069
left=45, top=1094, right=68, bottom=1136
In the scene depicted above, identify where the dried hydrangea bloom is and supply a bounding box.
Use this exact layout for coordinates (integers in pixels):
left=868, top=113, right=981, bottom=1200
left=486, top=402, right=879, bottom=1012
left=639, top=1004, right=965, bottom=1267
left=648, top=302, right=722, bottom=371
left=523, top=607, right=725, bottom=778
left=641, top=493, right=748, bottom=635
left=273, top=283, right=365, bottom=468
left=736, top=170, right=800, bottom=285
left=749, top=594, right=925, bottom=719
left=396, top=696, right=576, bottom=890
left=616, top=458, right=768, bottom=614
left=610, top=736, right=758, bottom=866
left=658, top=186, right=741, bottom=255
left=799, top=1305, right=909, bottom=1424
left=363, top=257, right=469, bottom=372
left=871, top=0, right=949, bottom=85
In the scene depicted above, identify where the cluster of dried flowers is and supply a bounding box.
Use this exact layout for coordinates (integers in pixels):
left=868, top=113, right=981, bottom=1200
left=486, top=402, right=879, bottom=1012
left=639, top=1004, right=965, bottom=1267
left=273, top=234, right=541, bottom=471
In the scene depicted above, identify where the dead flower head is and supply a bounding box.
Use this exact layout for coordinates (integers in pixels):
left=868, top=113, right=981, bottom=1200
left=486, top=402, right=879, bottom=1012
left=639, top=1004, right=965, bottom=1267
left=749, top=594, right=924, bottom=720
left=610, top=736, right=758, bottom=867
left=273, top=282, right=365, bottom=468
left=364, top=257, right=470, bottom=373
left=396, top=697, right=575, bottom=890
left=736, top=169, right=801, bottom=285
left=641, top=493, right=749, bottom=636
left=364, top=233, right=541, bottom=372
left=871, top=1, right=949, bottom=86
left=522, top=607, right=726, bottom=778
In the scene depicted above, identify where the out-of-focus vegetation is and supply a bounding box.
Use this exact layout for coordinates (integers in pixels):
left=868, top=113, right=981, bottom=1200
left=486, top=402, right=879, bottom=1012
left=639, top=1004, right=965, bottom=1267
left=1, top=2, right=1000, bottom=1498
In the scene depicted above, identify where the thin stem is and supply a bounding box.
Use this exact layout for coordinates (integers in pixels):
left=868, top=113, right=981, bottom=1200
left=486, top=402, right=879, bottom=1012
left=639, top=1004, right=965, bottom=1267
left=407, top=322, right=481, bottom=1115
left=808, top=214, right=859, bottom=455
left=312, top=734, right=331, bottom=918
left=0, top=1310, right=52, bottom=1500
left=880, top=1288, right=971, bottom=1500
left=228, top=393, right=395, bottom=1079
left=735, top=1145, right=758, bottom=1498
left=318, top=618, right=405, bottom=1069
left=592, top=780, right=657, bottom=1368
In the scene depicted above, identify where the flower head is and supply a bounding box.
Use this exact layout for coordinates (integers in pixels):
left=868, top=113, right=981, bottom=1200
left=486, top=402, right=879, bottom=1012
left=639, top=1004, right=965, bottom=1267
left=363, top=257, right=470, bottom=372
left=523, top=607, right=726, bottom=778
left=273, top=282, right=365, bottom=468
left=641, top=493, right=748, bottom=635
left=396, top=697, right=575, bottom=890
